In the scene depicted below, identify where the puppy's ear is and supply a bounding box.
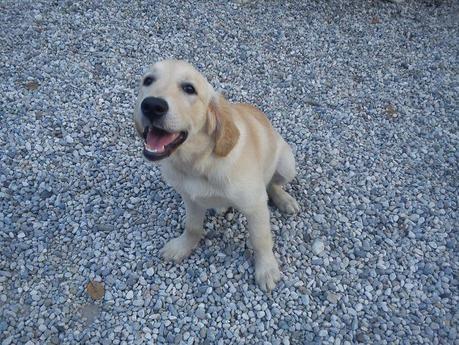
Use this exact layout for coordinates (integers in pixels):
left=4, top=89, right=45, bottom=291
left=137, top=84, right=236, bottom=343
left=207, top=94, right=240, bottom=157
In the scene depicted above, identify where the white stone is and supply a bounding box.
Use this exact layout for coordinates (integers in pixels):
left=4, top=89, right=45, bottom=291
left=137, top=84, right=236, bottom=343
left=312, top=238, right=325, bottom=256
left=146, top=267, right=154, bottom=277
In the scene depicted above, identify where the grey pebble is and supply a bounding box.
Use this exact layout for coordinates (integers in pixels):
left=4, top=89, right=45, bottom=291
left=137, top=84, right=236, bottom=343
left=196, top=308, right=206, bottom=320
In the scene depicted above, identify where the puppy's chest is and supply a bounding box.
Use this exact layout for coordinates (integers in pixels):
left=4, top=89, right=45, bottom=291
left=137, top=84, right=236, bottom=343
left=162, top=167, right=230, bottom=208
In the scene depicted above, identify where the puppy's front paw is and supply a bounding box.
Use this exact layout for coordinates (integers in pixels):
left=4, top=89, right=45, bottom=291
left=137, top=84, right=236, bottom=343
left=255, top=255, right=281, bottom=292
left=160, top=234, right=200, bottom=263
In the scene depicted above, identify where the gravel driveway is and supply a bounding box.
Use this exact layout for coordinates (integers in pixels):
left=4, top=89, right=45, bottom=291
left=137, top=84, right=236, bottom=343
left=1, top=1, right=457, bottom=344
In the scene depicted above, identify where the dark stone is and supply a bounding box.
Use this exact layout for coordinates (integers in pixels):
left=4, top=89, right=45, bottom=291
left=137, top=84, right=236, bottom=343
left=126, top=273, right=138, bottom=287
left=356, top=333, right=366, bottom=343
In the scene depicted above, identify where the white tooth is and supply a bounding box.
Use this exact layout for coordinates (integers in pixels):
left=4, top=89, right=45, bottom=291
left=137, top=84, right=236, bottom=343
left=145, top=146, right=158, bottom=153
left=145, top=145, right=166, bottom=153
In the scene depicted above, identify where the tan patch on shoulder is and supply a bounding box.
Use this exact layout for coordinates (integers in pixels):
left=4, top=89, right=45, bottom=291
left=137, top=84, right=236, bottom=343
left=234, top=103, right=273, bottom=130
left=234, top=103, right=277, bottom=161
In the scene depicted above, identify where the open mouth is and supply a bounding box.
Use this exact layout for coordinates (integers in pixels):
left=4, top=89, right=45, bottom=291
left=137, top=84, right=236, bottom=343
left=142, top=126, right=187, bottom=161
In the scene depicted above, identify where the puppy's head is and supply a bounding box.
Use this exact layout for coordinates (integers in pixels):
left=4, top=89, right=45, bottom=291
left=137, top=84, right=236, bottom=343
left=134, top=60, right=239, bottom=161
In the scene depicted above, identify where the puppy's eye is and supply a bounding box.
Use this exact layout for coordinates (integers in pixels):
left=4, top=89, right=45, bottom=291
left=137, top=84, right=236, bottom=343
left=143, top=76, right=155, bottom=86
left=181, top=83, right=197, bottom=95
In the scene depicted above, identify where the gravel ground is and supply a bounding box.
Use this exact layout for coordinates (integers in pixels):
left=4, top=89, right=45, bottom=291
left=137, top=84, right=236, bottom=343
left=1, top=0, right=458, bottom=344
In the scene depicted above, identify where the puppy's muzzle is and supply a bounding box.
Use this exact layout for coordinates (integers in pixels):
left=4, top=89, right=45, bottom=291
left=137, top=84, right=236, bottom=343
left=141, top=97, right=168, bottom=121
left=139, top=96, right=188, bottom=161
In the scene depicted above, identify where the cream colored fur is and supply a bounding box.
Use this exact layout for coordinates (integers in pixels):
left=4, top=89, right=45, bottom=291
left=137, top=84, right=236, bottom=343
left=134, top=60, right=299, bottom=291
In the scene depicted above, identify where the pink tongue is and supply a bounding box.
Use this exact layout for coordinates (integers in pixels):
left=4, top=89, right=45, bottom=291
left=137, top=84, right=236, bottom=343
left=146, top=129, right=179, bottom=151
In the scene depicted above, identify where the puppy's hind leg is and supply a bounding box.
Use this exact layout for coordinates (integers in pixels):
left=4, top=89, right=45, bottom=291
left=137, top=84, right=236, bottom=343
left=268, top=143, right=300, bottom=214
left=161, top=195, right=205, bottom=262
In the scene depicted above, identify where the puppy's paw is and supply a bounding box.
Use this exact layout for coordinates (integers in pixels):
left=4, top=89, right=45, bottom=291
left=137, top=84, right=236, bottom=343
left=209, top=207, right=229, bottom=216
left=276, top=192, right=300, bottom=214
left=160, top=234, right=200, bottom=263
left=255, top=255, right=281, bottom=292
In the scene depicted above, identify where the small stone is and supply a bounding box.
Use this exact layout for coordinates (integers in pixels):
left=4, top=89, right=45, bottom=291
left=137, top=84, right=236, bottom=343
left=40, top=190, right=53, bottom=199
left=326, top=292, right=339, bottom=304
left=153, top=299, right=162, bottom=311
left=356, top=333, right=365, bottom=343
left=196, top=308, right=206, bottom=319
left=126, top=291, right=134, bottom=299
left=312, top=238, right=325, bottom=256
left=279, top=321, right=289, bottom=330
left=199, top=272, right=208, bottom=282
left=301, top=295, right=310, bottom=305
left=0, top=321, right=7, bottom=332
left=126, top=273, right=138, bottom=286
left=146, top=267, right=154, bottom=277
left=313, top=214, right=326, bottom=224
left=65, top=135, right=74, bottom=144
left=133, top=299, right=144, bottom=307
left=2, top=336, right=13, bottom=345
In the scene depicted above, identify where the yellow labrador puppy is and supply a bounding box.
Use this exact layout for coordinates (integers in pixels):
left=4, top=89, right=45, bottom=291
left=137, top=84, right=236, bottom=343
left=133, top=60, right=299, bottom=291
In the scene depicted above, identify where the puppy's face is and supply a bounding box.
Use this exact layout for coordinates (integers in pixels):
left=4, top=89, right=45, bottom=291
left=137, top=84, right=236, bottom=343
left=134, top=60, right=214, bottom=161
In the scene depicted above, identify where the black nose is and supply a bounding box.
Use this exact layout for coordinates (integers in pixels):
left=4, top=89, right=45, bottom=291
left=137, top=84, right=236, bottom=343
left=141, top=97, right=169, bottom=120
